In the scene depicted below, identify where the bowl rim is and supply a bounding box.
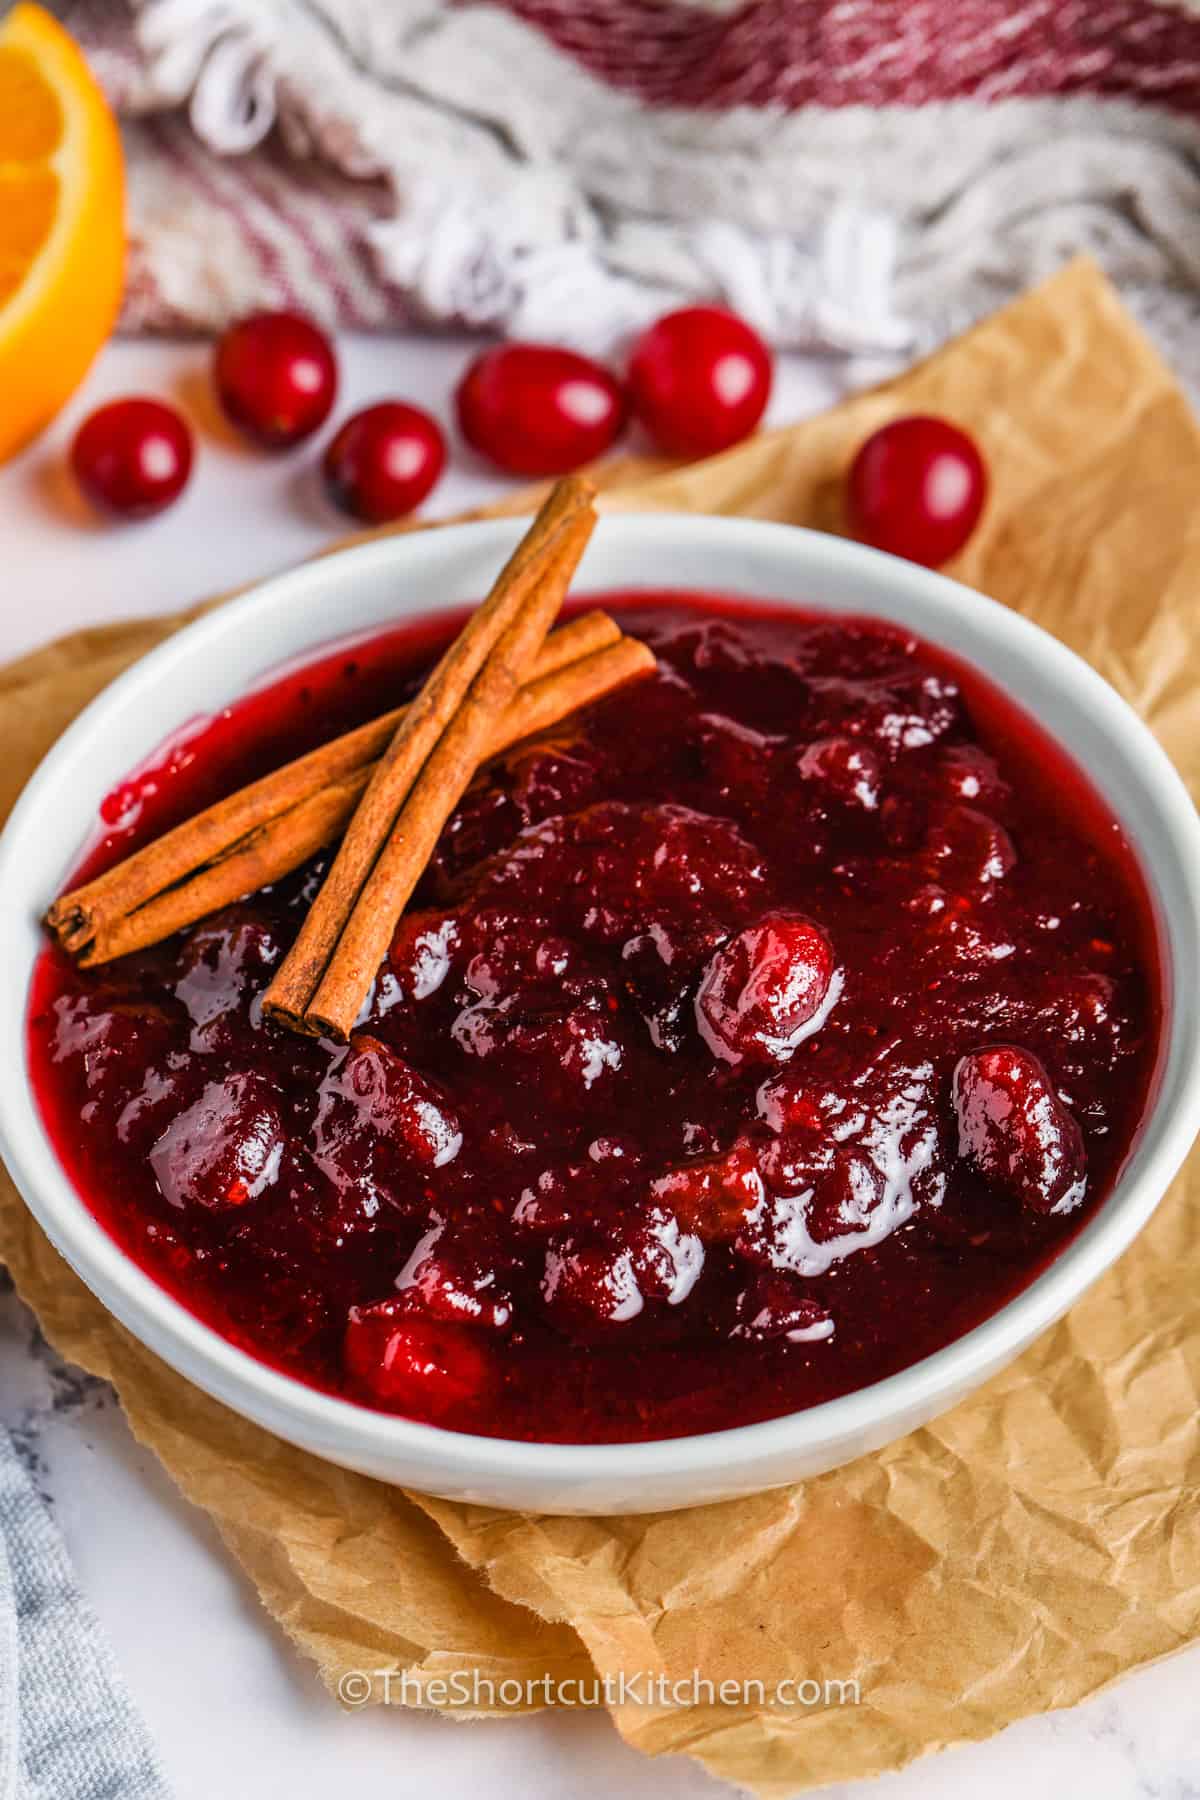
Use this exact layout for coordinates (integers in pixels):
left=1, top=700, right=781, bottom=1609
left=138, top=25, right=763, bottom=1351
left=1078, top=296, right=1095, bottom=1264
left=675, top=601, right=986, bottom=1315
left=3, top=510, right=1200, bottom=1484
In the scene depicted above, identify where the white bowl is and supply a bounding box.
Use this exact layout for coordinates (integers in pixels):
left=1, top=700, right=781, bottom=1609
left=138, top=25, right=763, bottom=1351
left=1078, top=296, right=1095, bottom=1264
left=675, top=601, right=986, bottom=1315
left=2, top=515, right=1199, bottom=1515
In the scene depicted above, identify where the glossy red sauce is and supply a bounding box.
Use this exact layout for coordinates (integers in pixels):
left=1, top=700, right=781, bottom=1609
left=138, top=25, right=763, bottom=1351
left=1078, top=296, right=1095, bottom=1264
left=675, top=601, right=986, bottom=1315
left=26, top=594, right=1162, bottom=1443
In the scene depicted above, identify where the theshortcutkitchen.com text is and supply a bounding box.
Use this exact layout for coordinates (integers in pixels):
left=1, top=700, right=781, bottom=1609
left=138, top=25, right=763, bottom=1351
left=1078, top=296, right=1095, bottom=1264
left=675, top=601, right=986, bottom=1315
left=337, top=1669, right=862, bottom=1710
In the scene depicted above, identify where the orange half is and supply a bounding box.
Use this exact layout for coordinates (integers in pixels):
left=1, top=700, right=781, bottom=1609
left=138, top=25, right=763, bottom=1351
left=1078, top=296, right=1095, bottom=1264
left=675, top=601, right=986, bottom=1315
left=0, top=3, right=124, bottom=462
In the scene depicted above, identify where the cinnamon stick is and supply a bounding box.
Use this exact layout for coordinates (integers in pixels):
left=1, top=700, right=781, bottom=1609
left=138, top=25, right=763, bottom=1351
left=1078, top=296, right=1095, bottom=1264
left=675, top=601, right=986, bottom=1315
left=303, top=516, right=599, bottom=1040
left=74, top=636, right=654, bottom=966
left=263, top=479, right=597, bottom=1029
left=46, top=607, right=617, bottom=959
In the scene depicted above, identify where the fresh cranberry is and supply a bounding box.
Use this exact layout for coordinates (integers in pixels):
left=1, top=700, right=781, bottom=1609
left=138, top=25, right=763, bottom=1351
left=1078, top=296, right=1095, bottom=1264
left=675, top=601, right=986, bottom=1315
left=847, top=415, right=987, bottom=567
left=343, top=1302, right=489, bottom=1415
left=150, top=1072, right=285, bottom=1212
left=953, top=1046, right=1087, bottom=1214
left=696, top=914, right=836, bottom=1065
left=71, top=398, right=193, bottom=519
left=627, top=306, right=772, bottom=457
left=214, top=310, right=338, bottom=449
left=455, top=343, right=626, bottom=476
left=322, top=401, right=445, bottom=523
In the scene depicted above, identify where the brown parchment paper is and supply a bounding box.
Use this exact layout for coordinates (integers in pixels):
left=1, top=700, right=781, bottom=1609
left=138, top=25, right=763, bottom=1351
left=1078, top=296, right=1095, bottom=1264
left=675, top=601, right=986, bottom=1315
left=4, top=258, right=1200, bottom=1793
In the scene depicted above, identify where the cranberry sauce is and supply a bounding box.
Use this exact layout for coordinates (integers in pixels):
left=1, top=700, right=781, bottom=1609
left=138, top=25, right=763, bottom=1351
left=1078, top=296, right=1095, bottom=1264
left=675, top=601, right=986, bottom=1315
left=27, top=595, right=1161, bottom=1444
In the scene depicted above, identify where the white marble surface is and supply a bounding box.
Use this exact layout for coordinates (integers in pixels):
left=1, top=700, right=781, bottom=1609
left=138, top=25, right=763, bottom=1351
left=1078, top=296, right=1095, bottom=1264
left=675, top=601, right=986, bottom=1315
left=3, top=334, right=1200, bottom=1799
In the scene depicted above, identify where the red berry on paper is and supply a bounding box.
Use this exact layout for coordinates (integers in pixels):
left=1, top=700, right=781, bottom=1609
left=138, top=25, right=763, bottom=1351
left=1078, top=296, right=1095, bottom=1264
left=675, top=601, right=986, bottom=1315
left=71, top=397, right=193, bottom=518
left=455, top=342, right=627, bottom=476
left=322, top=401, right=445, bottom=523
left=628, top=306, right=772, bottom=457
left=214, top=310, right=338, bottom=449
left=847, top=415, right=987, bottom=568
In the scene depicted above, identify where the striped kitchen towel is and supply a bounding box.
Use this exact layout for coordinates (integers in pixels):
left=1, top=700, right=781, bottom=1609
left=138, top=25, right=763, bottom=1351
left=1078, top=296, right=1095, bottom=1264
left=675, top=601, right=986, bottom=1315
left=68, top=0, right=1200, bottom=381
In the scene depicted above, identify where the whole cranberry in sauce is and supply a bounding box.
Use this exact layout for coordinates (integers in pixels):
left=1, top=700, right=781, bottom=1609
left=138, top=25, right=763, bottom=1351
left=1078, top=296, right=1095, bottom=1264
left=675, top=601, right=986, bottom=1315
left=695, top=915, right=837, bottom=1065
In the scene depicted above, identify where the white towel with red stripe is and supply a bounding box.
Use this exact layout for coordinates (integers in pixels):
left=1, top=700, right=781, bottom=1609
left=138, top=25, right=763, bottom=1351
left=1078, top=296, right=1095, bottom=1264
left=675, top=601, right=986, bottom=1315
left=72, top=0, right=1200, bottom=380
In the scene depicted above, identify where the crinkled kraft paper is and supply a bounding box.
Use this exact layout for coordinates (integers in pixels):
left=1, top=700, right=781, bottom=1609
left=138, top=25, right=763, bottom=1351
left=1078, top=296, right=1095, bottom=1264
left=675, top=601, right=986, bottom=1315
left=3, top=261, right=1200, bottom=1795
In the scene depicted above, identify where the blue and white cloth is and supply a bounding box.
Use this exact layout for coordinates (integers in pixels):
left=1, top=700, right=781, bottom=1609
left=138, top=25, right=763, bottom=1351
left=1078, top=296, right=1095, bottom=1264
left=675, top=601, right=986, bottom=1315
left=0, top=1428, right=170, bottom=1800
